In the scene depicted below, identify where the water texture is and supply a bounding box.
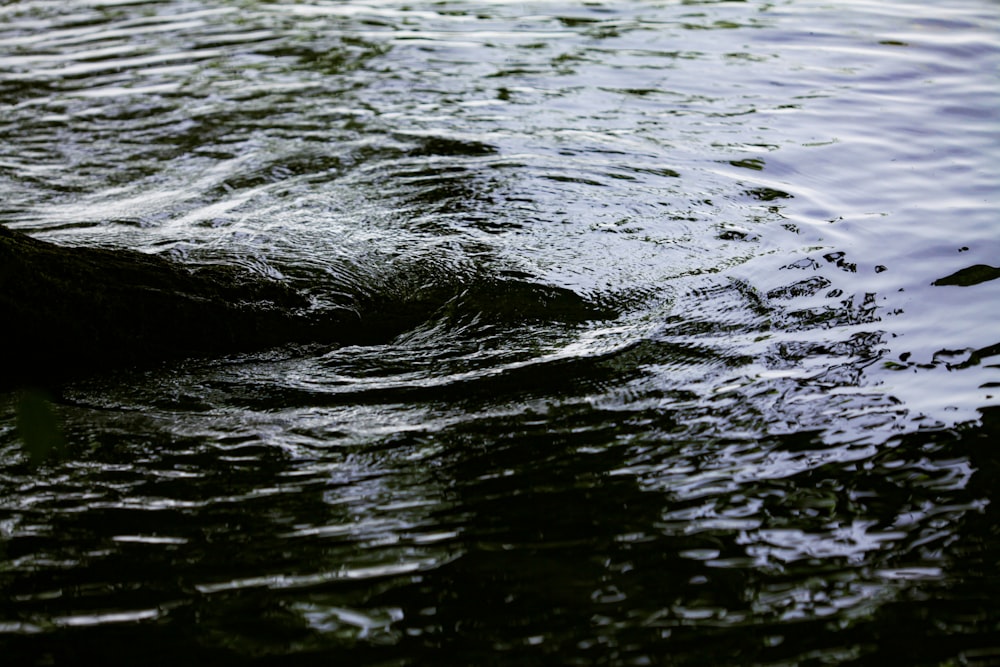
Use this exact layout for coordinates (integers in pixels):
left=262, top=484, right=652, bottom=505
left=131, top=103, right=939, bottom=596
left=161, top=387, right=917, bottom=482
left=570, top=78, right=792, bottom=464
left=1, top=0, right=998, bottom=664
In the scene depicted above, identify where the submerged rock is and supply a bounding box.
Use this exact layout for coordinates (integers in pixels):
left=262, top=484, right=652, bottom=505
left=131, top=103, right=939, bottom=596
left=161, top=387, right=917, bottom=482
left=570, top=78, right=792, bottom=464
left=1, top=226, right=615, bottom=389
left=1, top=225, right=337, bottom=388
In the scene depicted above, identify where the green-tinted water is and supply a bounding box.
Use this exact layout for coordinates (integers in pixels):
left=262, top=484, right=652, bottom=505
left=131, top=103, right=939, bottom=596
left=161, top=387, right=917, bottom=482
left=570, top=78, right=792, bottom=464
left=2, top=1, right=998, bottom=664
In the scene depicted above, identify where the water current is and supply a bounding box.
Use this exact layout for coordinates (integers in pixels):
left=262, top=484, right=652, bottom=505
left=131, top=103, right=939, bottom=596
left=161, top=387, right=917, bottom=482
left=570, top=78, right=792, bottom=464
left=1, top=0, right=998, bottom=664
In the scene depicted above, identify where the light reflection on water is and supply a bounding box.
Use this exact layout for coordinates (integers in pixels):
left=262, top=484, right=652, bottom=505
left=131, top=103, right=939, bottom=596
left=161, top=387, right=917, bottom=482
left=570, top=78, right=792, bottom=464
left=1, top=0, right=999, bottom=664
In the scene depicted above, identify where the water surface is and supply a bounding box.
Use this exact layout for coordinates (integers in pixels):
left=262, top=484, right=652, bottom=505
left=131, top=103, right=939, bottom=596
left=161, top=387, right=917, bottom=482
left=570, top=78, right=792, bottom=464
left=1, top=0, right=998, bottom=664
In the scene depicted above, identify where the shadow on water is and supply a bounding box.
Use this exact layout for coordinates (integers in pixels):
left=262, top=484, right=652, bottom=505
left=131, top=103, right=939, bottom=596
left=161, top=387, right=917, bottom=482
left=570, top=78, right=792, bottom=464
left=374, top=413, right=1000, bottom=667
left=2, top=394, right=997, bottom=666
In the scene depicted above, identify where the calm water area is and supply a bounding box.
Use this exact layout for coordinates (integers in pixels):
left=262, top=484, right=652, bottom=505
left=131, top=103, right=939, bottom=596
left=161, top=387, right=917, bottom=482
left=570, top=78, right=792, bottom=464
left=1, top=0, right=999, bottom=664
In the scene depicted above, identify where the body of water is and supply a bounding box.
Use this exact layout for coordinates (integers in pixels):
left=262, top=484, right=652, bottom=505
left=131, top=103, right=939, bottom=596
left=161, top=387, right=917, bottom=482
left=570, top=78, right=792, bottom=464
left=1, top=0, right=999, bottom=664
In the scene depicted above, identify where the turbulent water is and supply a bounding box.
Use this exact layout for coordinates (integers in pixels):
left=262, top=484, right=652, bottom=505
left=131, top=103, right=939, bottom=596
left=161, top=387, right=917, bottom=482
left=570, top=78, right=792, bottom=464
left=1, top=0, right=998, bottom=664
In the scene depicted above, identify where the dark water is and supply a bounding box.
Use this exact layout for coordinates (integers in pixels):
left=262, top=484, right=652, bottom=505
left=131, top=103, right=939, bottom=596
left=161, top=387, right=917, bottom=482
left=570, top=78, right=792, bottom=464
left=1, top=0, right=999, bottom=664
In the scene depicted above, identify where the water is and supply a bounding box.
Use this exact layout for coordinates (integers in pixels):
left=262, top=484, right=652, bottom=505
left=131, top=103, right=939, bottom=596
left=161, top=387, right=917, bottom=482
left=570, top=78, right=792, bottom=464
left=1, top=0, right=998, bottom=664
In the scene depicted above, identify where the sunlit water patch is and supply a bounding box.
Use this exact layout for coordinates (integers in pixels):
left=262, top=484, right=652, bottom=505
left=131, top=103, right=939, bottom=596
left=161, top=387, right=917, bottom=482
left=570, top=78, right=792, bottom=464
left=2, top=0, right=998, bottom=664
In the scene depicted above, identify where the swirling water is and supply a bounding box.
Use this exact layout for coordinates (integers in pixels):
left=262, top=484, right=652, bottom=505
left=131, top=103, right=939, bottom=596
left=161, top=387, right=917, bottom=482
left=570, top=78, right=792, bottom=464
left=1, top=0, right=998, bottom=664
